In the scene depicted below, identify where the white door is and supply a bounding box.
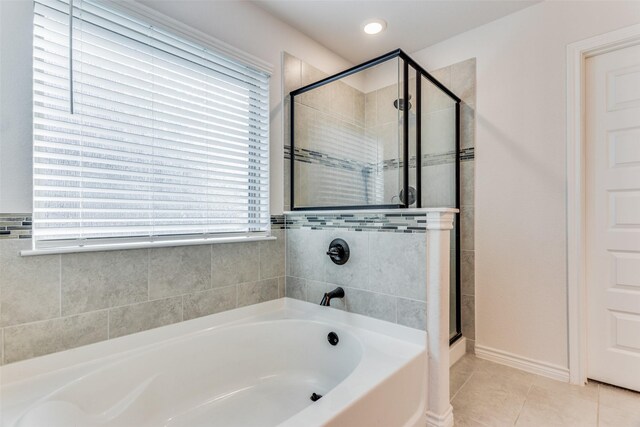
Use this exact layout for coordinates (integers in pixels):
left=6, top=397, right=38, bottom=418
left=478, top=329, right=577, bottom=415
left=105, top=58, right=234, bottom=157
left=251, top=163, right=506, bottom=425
left=586, top=42, right=640, bottom=392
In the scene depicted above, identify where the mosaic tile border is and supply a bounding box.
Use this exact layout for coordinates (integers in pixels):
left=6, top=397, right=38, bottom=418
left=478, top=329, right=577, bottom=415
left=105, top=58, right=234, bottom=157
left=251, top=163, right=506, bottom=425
left=284, top=212, right=441, bottom=233
left=285, top=145, right=474, bottom=173
left=0, top=214, right=32, bottom=239
left=0, top=214, right=286, bottom=239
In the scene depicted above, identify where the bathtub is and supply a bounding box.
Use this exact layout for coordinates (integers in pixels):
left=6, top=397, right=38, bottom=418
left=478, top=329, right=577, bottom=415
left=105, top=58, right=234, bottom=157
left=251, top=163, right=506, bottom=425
left=0, top=298, right=427, bottom=427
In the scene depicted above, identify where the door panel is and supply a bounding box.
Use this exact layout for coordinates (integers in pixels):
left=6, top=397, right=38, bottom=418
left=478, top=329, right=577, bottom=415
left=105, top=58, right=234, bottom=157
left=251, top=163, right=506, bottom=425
left=586, top=43, right=640, bottom=392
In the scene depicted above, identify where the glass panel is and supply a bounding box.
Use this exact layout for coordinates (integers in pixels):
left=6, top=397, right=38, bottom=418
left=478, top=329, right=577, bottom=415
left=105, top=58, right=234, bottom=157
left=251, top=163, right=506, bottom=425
left=292, top=57, right=402, bottom=208
left=420, top=75, right=458, bottom=338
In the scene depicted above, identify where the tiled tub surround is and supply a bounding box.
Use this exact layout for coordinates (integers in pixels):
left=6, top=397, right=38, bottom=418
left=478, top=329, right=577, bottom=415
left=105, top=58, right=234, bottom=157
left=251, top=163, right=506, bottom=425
left=0, top=227, right=285, bottom=365
left=286, top=208, right=458, bottom=425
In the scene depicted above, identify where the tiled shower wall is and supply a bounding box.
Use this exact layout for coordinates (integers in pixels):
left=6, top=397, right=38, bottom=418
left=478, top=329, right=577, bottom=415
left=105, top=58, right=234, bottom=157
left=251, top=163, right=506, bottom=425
left=0, top=221, right=285, bottom=365
left=285, top=212, right=431, bottom=329
left=284, top=54, right=476, bottom=348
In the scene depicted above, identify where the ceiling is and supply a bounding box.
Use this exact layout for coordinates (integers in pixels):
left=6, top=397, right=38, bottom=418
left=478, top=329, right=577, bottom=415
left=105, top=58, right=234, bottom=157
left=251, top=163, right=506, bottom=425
left=252, top=0, right=540, bottom=63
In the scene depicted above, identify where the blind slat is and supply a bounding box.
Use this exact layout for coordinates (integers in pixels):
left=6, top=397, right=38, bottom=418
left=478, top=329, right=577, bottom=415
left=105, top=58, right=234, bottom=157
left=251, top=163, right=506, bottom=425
left=33, top=0, right=270, bottom=248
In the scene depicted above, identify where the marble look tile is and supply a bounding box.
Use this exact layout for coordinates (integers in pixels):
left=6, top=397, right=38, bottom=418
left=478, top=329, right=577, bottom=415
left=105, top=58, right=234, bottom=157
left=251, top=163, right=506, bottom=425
left=424, top=68, right=455, bottom=114
left=324, top=230, right=369, bottom=289
left=259, top=230, right=285, bottom=279
left=462, top=295, right=475, bottom=340
left=421, top=163, right=456, bottom=208
left=515, top=378, right=597, bottom=426
left=345, top=288, right=396, bottom=323
left=284, top=158, right=291, bottom=212
left=278, top=277, right=285, bottom=299
left=450, top=354, right=478, bottom=398
left=396, top=298, right=426, bottom=330
left=283, top=53, right=302, bottom=95
left=461, top=250, right=475, bottom=296
left=286, top=228, right=326, bottom=282
left=451, top=58, right=476, bottom=103
left=453, top=413, right=489, bottom=427
left=0, top=329, right=4, bottom=365
left=452, top=365, right=534, bottom=427
left=461, top=103, right=476, bottom=149
left=237, top=278, right=279, bottom=307
left=376, top=83, right=401, bottom=125
left=422, top=107, right=456, bottom=156
left=183, top=286, right=236, bottom=321
left=365, top=91, right=377, bottom=127
left=369, top=232, right=427, bottom=301
left=333, top=81, right=355, bottom=122
left=461, top=160, right=475, bottom=207
left=0, top=239, right=60, bottom=326
left=466, top=338, right=476, bottom=354
left=61, top=249, right=148, bottom=316
left=461, top=206, right=475, bottom=251
left=211, top=242, right=260, bottom=287
left=285, top=276, right=306, bottom=301
left=109, top=297, right=182, bottom=338
left=598, top=383, right=640, bottom=426
left=3, top=311, right=108, bottom=363
left=149, top=245, right=211, bottom=299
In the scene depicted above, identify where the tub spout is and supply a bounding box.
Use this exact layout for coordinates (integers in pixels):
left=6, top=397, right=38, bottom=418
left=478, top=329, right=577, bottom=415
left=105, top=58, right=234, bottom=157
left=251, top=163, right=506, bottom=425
left=320, top=287, right=344, bottom=307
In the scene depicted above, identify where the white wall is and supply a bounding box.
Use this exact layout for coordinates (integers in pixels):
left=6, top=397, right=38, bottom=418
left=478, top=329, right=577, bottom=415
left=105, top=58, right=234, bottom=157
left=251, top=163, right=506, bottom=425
left=411, top=1, right=640, bottom=369
left=0, top=0, right=352, bottom=214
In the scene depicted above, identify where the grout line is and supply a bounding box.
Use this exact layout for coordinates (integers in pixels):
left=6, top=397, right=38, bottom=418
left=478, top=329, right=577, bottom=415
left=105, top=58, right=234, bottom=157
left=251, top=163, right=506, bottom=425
left=513, top=381, right=535, bottom=426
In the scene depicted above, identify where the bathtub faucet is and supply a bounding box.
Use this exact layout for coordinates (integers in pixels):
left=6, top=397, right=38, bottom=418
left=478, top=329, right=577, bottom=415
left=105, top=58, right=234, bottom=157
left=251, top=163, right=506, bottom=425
left=320, top=287, right=345, bottom=307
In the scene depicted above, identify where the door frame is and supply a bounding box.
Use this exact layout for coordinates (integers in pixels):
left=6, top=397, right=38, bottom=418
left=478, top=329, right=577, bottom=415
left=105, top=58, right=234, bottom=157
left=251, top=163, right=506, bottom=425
left=567, top=23, right=640, bottom=385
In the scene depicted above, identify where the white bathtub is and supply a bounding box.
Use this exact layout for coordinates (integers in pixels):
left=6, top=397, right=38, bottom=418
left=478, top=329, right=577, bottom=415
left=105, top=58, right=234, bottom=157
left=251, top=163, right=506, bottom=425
left=0, top=298, right=427, bottom=427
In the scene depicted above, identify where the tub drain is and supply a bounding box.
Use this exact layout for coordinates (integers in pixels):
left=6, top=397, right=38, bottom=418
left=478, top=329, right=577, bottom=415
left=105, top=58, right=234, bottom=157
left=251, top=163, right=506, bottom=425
left=310, top=393, right=323, bottom=402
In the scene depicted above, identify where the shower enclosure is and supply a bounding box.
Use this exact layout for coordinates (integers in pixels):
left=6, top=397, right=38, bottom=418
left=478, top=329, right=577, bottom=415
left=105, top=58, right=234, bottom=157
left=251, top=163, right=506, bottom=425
left=289, top=49, right=461, bottom=342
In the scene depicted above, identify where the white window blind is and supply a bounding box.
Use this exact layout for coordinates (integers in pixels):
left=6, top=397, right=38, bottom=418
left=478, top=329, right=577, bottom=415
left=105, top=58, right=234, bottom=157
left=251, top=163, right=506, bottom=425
left=32, top=0, right=270, bottom=249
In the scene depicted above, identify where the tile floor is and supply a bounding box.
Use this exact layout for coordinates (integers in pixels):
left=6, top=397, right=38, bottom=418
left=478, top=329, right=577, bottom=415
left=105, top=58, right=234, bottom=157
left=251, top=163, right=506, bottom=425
left=450, top=355, right=640, bottom=427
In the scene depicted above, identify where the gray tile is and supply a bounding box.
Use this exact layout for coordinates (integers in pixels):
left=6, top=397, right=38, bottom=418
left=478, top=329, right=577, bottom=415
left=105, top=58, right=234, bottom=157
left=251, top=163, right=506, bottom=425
left=0, top=239, right=60, bottom=326
left=461, top=250, right=475, bottom=296
left=461, top=206, right=474, bottom=251
left=451, top=58, right=476, bottom=103
left=211, top=242, right=260, bottom=287
left=183, top=286, right=236, bottom=321
left=286, top=228, right=326, bottom=281
left=397, top=298, right=426, bottom=330
left=324, top=230, right=369, bottom=289
left=461, top=160, right=475, bottom=207
left=0, top=329, right=4, bottom=365
left=259, top=230, right=285, bottom=279
left=149, top=245, right=211, bottom=299
left=466, top=338, right=476, bottom=354
left=3, top=311, right=108, bottom=364
left=283, top=53, right=302, bottom=95
left=369, top=232, right=427, bottom=301
left=237, top=278, right=279, bottom=307
left=461, top=103, right=475, bottom=150
left=109, top=297, right=182, bottom=338
left=61, top=249, right=148, bottom=316
left=285, top=276, right=306, bottom=301
left=462, top=294, right=475, bottom=340
left=278, top=276, right=285, bottom=299
left=345, top=288, right=396, bottom=323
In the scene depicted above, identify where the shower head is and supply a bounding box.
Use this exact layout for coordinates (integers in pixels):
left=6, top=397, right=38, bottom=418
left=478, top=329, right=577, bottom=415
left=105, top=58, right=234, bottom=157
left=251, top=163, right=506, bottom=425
left=393, top=94, right=412, bottom=111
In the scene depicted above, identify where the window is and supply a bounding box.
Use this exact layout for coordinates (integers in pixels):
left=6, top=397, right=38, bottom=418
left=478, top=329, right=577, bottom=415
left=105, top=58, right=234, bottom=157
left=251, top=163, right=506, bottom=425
left=32, top=0, right=270, bottom=250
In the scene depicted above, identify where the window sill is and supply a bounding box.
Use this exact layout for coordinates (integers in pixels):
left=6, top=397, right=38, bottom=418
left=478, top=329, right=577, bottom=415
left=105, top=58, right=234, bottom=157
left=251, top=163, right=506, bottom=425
left=20, top=235, right=277, bottom=257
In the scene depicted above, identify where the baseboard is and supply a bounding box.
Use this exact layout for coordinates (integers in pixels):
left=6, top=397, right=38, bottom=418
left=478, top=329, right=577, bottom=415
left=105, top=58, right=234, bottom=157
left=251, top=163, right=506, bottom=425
left=449, top=337, right=466, bottom=367
left=475, top=344, right=570, bottom=382
left=426, top=405, right=454, bottom=427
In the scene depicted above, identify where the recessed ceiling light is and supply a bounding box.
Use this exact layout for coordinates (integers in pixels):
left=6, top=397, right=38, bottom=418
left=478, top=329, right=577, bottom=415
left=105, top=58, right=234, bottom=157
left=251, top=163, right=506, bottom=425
left=363, top=19, right=387, bottom=35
